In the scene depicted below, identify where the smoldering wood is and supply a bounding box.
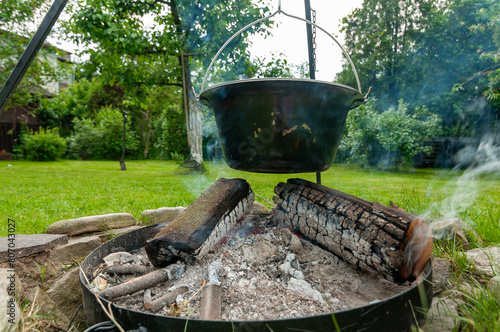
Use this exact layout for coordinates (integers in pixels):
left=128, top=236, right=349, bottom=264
left=273, top=178, right=432, bottom=282
left=200, top=284, right=222, bottom=320
left=106, top=265, right=154, bottom=275
left=143, top=289, right=152, bottom=310
left=99, top=268, right=170, bottom=300
left=145, top=178, right=254, bottom=267
left=150, top=286, right=189, bottom=313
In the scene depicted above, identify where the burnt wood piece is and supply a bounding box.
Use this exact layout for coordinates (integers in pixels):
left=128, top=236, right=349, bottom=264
left=200, top=284, right=222, bottom=320
left=106, top=265, right=154, bottom=275
left=144, top=289, right=152, bottom=310
left=99, top=269, right=170, bottom=300
left=150, top=286, right=189, bottom=313
left=273, top=178, right=432, bottom=282
left=146, top=178, right=254, bottom=267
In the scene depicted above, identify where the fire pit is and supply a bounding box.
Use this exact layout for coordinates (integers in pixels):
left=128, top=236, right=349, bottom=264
left=80, top=224, right=432, bottom=332
left=80, top=179, right=433, bottom=332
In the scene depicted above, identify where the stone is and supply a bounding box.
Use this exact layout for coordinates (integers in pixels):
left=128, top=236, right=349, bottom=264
left=27, top=286, right=72, bottom=327
left=0, top=287, right=18, bottom=331
left=0, top=234, right=68, bottom=263
left=51, top=235, right=103, bottom=263
left=431, top=218, right=481, bottom=249
left=425, top=296, right=463, bottom=331
left=465, top=246, right=500, bottom=277
left=141, top=207, right=186, bottom=224
left=47, top=267, right=87, bottom=328
left=432, top=258, right=453, bottom=295
left=46, top=213, right=136, bottom=236
left=99, top=225, right=144, bottom=241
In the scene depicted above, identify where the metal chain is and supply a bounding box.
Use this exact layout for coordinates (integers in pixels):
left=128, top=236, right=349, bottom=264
left=311, top=8, right=317, bottom=73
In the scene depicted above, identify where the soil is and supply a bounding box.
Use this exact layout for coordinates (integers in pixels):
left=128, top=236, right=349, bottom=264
left=96, top=212, right=422, bottom=321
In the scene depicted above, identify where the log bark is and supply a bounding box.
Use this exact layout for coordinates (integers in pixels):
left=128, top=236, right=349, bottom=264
left=145, top=178, right=254, bottom=267
left=99, top=269, right=169, bottom=300
left=273, top=178, right=432, bottom=282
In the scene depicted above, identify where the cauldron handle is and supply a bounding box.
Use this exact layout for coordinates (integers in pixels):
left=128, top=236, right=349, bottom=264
left=199, top=3, right=362, bottom=96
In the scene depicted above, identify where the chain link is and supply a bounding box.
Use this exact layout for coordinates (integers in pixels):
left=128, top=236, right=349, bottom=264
left=311, top=8, right=317, bottom=73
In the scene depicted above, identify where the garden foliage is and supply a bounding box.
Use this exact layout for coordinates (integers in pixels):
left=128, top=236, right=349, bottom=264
left=340, top=98, right=443, bottom=168
left=67, top=107, right=139, bottom=160
left=22, top=128, right=66, bottom=161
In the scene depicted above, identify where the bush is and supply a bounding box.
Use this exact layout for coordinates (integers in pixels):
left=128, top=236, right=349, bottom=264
left=23, top=128, right=67, bottom=161
left=340, top=98, right=443, bottom=168
left=67, top=106, right=139, bottom=160
left=150, top=107, right=188, bottom=160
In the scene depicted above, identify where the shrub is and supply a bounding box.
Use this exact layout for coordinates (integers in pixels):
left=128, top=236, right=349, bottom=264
left=150, top=107, right=188, bottom=160
left=23, top=128, right=67, bottom=161
left=340, top=98, right=443, bottom=168
left=67, top=106, right=139, bottom=160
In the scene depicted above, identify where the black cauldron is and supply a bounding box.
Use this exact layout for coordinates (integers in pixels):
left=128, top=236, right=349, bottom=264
left=199, top=78, right=364, bottom=173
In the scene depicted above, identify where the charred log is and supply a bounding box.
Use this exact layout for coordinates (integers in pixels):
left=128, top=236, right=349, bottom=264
left=273, top=179, right=432, bottom=282
left=146, top=178, right=254, bottom=267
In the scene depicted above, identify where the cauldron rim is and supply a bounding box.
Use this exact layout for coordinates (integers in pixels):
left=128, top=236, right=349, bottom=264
left=199, top=77, right=363, bottom=101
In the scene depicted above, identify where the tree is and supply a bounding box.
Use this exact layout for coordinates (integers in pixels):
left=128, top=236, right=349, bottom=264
left=453, top=3, right=500, bottom=112
left=337, top=0, right=424, bottom=107
left=337, top=0, right=499, bottom=136
left=64, top=0, right=271, bottom=168
left=0, top=0, right=70, bottom=109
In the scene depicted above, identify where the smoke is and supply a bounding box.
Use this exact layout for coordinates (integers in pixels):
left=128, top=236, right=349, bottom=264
left=430, top=132, right=500, bottom=224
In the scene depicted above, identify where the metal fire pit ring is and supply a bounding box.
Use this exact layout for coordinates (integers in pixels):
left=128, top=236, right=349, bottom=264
left=80, top=225, right=433, bottom=332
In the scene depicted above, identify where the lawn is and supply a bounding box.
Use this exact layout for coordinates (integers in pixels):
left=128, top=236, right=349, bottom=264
left=1, top=159, right=499, bottom=243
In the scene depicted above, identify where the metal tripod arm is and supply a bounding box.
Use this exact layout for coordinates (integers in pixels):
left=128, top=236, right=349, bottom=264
left=0, top=0, right=69, bottom=112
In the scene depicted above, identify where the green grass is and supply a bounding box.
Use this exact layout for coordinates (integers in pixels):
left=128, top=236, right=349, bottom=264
left=1, top=159, right=499, bottom=242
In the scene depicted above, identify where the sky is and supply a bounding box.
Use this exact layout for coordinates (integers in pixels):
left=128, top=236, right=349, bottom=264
left=247, top=0, right=364, bottom=80
left=47, top=0, right=363, bottom=81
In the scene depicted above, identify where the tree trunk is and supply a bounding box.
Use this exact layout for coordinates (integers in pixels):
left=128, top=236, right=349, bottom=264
left=187, top=87, right=203, bottom=166
left=170, top=0, right=204, bottom=170
left=145, top=178, right=254, bottom=267
left=273, top=178, right=432, bottom=282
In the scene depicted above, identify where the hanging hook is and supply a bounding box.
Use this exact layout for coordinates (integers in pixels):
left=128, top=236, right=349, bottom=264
left=277, top=0, right=281, bottom=13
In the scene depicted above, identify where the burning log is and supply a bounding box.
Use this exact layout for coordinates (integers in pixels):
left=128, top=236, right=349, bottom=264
left=273, top=179, right=432, bottom=282
left=146, top=178, right=254, bottom=267
left=99, top=268, right=170, bottom=300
